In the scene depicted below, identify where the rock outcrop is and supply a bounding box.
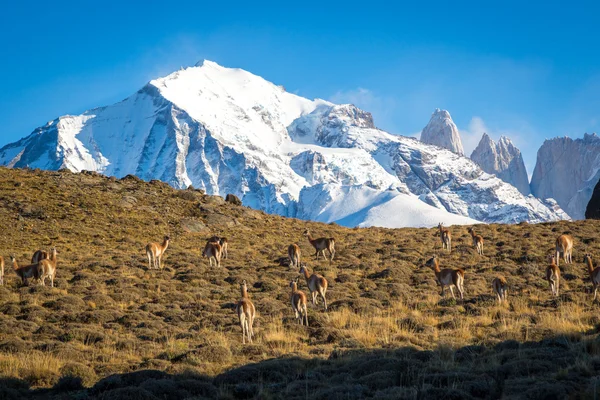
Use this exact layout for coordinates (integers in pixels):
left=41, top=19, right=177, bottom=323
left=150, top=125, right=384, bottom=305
left=530, top=133, right=600, bottom=219
left=470, top=133, right=530, bottom=195
left=420, top=109, right=465, bottom=155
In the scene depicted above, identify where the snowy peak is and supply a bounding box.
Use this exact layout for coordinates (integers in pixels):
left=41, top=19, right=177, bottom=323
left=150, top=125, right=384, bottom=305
left=0, top=61, right=569, bottom=227
left=470, top=133, right=530, bottom=196
left=420, top=108, right=465, bottom=155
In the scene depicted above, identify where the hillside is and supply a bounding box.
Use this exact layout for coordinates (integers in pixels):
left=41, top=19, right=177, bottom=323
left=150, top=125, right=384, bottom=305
left=0, top=61, right=568, bottom=227
left=0, top=167, right=599, bottom=399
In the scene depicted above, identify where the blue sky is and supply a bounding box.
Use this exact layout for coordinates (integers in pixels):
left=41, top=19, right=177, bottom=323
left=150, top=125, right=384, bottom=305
left=1, top=0, right=599, bottom=174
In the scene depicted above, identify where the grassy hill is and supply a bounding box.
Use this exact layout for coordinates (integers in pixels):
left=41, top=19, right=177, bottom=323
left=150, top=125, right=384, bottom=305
left=0, top=167, right=599, bottom=399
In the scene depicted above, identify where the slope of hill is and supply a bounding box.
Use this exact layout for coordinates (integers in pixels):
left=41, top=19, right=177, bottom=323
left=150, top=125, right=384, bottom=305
left=0, top=167, right=598, bottom=398
left=0, top=61, right=568, bottom=227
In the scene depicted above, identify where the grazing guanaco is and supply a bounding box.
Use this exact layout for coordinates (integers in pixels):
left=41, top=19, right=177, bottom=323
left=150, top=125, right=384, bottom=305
left=208, top=236, right=228, bottom=259
left=202, top=241, right=222, bottom=268
left=425, top=255, right=464, bottom=300
left=31, top=250, right=49, bottom=264
left=583, top=254, right=600, bottom=301
left=299, top=264, right=328, bottom=310
left=288, top=244, right=301, bottom=268
left=492, top=276, right=508, bottom=303
left=555, top=234, right=573, bottom=266
left=467, top=227, right=484, bottom=255
left=236, top=280, right=256, bottom=344
left=303, top=229, right=335, bottom=262
left=546, top=255, right=561, bottom=297
left=290, top=278, right=309, bottom=326
left=10, top=255, right=37, bottom=286
left=37, top=247, right=57, bottom=287
left=0, top=256, right=4, bottom=286
left=438, top=223, right=452, bottom=252
left=145, top=235, right=170, bottom=270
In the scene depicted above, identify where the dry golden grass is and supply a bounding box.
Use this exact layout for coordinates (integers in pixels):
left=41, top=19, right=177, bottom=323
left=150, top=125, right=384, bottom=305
left=0, top=167, right=599, bottom=398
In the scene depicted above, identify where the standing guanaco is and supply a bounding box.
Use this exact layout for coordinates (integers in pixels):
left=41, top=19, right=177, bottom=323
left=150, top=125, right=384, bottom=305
left=145, top=236, right=170, bottom=270
left=555, top=234, right=573, bottom=266
left=492, top=276, right=507, bottom=303
left=289, top=279, right=309, bottom=326
left=425, top=255, right=464, bottom=300
left=236, top=280, right=256, bottom=344
left=288, top=244, right=301, bottom=268
left=467, top=227, right=484, bottom=255
left=303, top=229, right=335, bottom=262
left=10, top=255, right=37, bottom=286
left=438, top=223, right=452, bottom=252
left=208, top=236, right=228, bottom=259
left=299, top=264, right=328, bottom=310
left=37, top=247, right=57, bottom=287
left=546, top=255, right=561, bottom=296
left=583, top=254, right=600, bottom=301
left=202, top=241, right=222, bottom=268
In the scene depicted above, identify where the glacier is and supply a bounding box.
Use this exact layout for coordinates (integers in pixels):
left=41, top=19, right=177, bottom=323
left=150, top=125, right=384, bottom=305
left=0, top=60, right=569, bottom=227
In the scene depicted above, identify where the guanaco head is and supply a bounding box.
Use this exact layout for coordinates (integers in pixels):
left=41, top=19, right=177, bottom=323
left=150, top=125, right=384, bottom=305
left=467, top=227, right=473, bottom=233
left=164, top=235, right=170, bottom=242
left=584, top=254, right=592, bottom=263
left=298, top=263, right=307, bottom=274
left=425, top=255, right=438, bottom=268
left=303, top=229, right=310, bottom=237
left=438, top=223, right=443, bottom=229
left=241, top=279, right=247, bottom=289
left=548, top=254, right=557, bottom=264
left=9, top=255, right=16, bottom=264
left=289, top=278, right=299, bottom=290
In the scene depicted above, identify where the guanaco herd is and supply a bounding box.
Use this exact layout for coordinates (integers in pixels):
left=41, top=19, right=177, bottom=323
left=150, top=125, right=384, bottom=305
left=2, top=221, right=597, bottom=345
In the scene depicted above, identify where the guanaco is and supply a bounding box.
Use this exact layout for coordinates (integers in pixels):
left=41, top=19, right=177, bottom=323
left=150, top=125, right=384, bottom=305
left=31, top=250, right=49, bottom=264
left=555, top=234, right=573, bottom=266
left=299, top=264, right=328, bottom=310
left=288, top=244, right=301, bottom=268
left=0, top=256, right=4, bottom=286
left=202, top=241, right=222, bottom=268
left=546, top=255, right=561, bottom=296
left=425, top=255, right=464, bottom=300
left=10, top=255, right=37, bottom=286
left=208, top=236, right=228, bottom=259
left=145, top=235, right=170, bottom=270
left=583, top=254, right=600, bottom=301
left=303, top=229, right=335, bottom=262
left=467, top=227, right=484, bottom=255
left=290, top=278, right=308, bottom=326
left=438, top=223, right=452, bottom=252
left=37, top=247, right=57, bottom=287
left=492, top=276, right=508, bottom=303
left=236, top=280, right=256, bottom=344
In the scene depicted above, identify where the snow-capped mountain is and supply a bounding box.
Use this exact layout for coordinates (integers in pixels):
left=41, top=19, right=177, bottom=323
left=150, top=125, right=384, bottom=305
left=420, top=109, right=465, bottom=156
left=470, top=133, right=530, bottom=196
left=531, top=133, right=600, bottom=219
left=0, top=61, right=568, bottom=227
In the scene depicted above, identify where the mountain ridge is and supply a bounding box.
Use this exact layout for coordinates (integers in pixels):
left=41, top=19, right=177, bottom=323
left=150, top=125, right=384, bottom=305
left=0, top=61, right=568, bottom=226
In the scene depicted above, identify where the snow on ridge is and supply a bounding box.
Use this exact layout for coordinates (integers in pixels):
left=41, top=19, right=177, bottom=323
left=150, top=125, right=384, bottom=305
left=0, top=60, right=569, bottom=228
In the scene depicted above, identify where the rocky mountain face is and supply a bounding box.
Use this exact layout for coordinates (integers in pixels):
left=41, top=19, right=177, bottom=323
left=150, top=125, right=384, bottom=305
left=470, top=133, right=530, bottom=196
left=531, top=133, right=600, bottom=219
left=585, top=178, right=600, bottom=219
left=0, top=61, right=569, bottom=227
left=420, top=109, right=465, bottom=156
